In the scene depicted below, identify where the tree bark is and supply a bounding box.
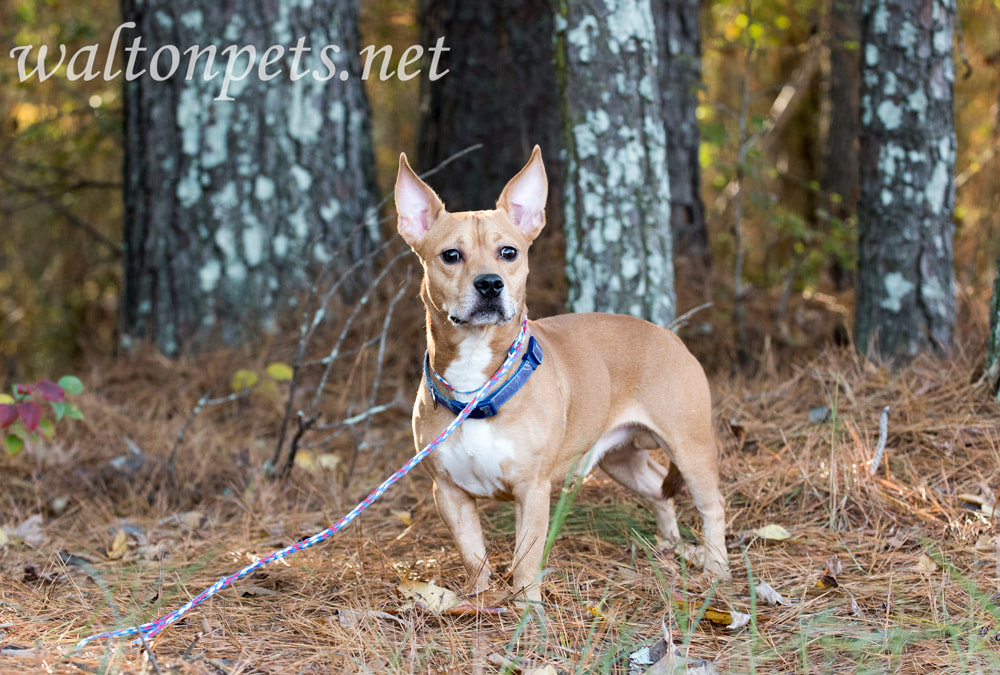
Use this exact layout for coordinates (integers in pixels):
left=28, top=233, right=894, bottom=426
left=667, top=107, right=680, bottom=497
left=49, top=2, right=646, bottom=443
left=987, top=258, right=1000, bottom=401
left=120, top=0, right=378, bottom=356
left=822, top=0, right=861, bottom=289
left=416, top=0, right=561, bottom=214
left=558, top=0, right=675, bottom=326
left=416, top=0, right=564, bottom=316
left=855, top=0, right=956, bottom=359
left=653, top=0, right=708, bottom=271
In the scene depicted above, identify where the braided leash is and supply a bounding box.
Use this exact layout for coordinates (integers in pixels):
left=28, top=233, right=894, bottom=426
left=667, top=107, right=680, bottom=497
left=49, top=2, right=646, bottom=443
left=76, top=320, right=529, bottom=649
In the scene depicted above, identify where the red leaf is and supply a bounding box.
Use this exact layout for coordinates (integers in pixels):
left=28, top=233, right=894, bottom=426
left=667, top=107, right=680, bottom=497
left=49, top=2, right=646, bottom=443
left=0, top=404, right=18, bottom=428
left=36, top=380, right=66, bottom=402
left=18, top=401, right=41, bottom=432
left=14, top=384, right=34, bottom=396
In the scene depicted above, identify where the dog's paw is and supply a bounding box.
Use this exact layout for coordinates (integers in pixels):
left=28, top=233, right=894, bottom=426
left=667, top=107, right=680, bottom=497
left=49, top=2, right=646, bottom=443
left=678, top=543, right=730, bottom=579
left=654, top=534, right=681, bottom=552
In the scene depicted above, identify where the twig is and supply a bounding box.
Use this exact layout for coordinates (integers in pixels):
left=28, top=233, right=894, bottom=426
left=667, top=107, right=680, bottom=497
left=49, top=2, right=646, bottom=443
left=281, top=412, right=319, bottom=478
left=869, top=405, right=891, bottom=475
left=165, top=388, right=257, bottom=482
left=668, top=302, right=713, bottom=331
left=0, top=170, right=123, bottom=254
left=372, top=143, right=483, bottom=212
left=139, top=632, right=164, bottom=675
left=311, top=403, right=396, bottom=434
left=711, top=36, right=821, bottom=222
left=269, top=237, right=398, bottom=473
left=345, top=270, right=413, bottom=485
left=269, top=143, right=482, bottom=476
left=308, top=250, right=411, bottom=412
left=279, top=250, right=410, bottom=474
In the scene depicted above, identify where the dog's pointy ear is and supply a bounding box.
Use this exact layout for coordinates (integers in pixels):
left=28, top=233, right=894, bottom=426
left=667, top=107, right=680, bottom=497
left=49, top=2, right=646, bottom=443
left=497, top=145, right=547, bottom=240
left=395, top=153, right=445, bottom=247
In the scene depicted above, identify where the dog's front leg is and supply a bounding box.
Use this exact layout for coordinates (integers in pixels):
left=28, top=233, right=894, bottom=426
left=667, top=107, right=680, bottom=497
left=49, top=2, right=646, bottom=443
left=433, top=480, right=491, bottom=594
left=512, top=482, right=551, bottom=604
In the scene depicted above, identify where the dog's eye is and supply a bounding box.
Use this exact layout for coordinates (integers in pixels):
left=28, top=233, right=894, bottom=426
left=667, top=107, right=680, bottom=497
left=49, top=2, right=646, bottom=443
left=499, top=246, right=518, bottom=261
left=441, top=249, right=463, bottom=264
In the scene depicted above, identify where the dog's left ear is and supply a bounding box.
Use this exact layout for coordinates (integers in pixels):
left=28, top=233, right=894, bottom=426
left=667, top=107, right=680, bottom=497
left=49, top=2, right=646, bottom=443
left=497, top=145, right=547, bottom=240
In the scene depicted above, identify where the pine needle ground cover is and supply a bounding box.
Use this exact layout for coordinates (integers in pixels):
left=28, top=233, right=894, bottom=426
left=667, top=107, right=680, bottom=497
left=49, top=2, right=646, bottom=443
left=2, top=333, right=999, bottom=674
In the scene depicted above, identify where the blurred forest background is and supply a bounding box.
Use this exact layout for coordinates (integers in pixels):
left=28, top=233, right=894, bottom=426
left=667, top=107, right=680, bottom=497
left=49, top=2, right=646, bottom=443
left=1, top=0, right=998, bottom=379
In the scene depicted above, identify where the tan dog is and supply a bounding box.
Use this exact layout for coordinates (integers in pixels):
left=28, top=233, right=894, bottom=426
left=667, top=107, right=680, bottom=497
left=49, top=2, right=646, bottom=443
left=395, top=146, right=727, bottom=603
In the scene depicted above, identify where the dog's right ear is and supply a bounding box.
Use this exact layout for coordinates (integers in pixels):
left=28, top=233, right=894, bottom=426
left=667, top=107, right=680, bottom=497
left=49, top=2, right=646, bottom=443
left=395, top=153, right=445, bottom=247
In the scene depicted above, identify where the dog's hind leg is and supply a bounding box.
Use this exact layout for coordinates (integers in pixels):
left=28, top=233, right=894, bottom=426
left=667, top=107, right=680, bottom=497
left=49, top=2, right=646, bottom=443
left=656, top=430, right=728, bottom=578
left=599, top=443, right=682, bottom=551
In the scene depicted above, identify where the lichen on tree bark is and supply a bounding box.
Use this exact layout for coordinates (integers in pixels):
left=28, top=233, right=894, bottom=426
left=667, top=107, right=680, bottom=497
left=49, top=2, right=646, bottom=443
left=557, top=0, right=674, bottom=327
left=855, top=0, right=956, bottom=359
left=121, top=0, right=378, bottom=356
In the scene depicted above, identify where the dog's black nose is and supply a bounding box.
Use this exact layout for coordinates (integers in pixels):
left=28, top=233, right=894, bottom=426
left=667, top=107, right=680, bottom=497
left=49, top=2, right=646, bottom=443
left=474, top=274, right=504, bottom=299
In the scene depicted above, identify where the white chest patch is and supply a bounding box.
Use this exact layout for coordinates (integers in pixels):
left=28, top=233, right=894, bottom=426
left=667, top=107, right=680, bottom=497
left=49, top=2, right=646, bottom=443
left=436, top=419, right=516, bottom=498
left=442, top=334, right=496, bottom=402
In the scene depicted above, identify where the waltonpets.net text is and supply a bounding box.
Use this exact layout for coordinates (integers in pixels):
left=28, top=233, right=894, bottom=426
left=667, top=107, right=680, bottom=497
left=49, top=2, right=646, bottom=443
left=9, top=23, right=450, bottom=101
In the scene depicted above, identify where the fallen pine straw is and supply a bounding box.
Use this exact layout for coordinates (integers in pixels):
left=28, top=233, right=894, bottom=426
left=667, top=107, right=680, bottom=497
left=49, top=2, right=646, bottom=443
left=1, top=334, right=999, bottom=673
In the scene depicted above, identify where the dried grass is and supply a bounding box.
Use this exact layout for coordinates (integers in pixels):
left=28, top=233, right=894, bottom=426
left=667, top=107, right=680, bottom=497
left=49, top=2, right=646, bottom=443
left=2, top=289, right=1000, bottom=674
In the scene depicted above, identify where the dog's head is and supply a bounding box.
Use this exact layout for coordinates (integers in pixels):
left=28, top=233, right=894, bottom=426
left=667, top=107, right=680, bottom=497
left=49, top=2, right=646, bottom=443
left=395, top=146, right=548, bottom=327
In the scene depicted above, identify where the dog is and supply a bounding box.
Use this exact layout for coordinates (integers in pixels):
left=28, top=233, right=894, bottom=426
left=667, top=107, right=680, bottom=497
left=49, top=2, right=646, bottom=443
left=395, top=146, right=727, bottom=603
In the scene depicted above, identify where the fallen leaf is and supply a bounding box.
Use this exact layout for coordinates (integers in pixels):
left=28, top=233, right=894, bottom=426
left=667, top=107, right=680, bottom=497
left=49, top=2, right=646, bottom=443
left=809, top=405, right=831, bottom=423
left=317, top=453, right=341, bottom=471
left=392, top=509, right=412, bottom=527
left=958, top=493, right=997, bottom=517
left=294, top=450, right=316, bottom=474
left=13, top=514, right=45, bottom=547
left=106, top=528, right=128, bottom=559
left=442, top=602, right=507, bottom=616
left=755, top=581, right=786, bottom=606
left=916, top=553, right=939, bottom=574
left=754, top=524, right=792, bottom=541
left=335, top=608, right=405, bottom=628
left=397, top=579, right=461, bottom=613
left=823, top=555, right=843, bottom=578
left=178, top=510, right=206, bottom=530
left=726, top=610, right=751, bottom=630
left=238, top=585, right=278, bottom=598
left=815, top=575, right=839, bottom=589
left=0, top=528, right=8, bottom=546
left=673, top=592, right=750, bottom=629
left=139, top=542, right=170, bottom=561
left=524, top=667, right=558, bottom=675
left=849, top=592, right=863, bottom=617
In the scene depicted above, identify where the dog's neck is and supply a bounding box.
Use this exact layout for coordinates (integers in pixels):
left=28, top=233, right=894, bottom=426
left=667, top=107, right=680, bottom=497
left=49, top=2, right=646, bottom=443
left=425, top=305, right=526, bottom=400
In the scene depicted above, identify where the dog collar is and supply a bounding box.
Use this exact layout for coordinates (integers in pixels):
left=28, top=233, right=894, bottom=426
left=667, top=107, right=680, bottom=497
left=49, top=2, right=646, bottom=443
left=424, top=330, right=543, bottom=419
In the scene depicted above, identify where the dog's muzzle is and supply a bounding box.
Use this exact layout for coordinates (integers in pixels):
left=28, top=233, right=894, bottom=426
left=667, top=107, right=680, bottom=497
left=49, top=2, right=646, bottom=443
left=449, top=274, right=514, bottom=326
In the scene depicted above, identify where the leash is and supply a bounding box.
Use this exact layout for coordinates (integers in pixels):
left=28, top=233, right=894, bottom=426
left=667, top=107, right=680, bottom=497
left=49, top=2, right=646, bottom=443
left=76, top=320, right=530, bottom=649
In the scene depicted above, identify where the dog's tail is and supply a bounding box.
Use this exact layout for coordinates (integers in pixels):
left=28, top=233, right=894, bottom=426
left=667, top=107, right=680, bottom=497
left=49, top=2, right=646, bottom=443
left=661, top=463, right=684, bottom=499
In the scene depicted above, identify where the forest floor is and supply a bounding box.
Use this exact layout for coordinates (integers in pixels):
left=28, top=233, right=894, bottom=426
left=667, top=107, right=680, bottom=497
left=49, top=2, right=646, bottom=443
left=2, top=290, right=1000, bottom=674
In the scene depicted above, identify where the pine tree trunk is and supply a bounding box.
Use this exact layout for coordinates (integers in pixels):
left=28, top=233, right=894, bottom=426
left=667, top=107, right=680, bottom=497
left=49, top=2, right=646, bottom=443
left=416, top=0, right=564, bottom=316
left=120, top=1, right=378, bottom=356
left=416, top=0, right=561, bottom=213
left=653, top=0, right=708, bottom=272
left=822, top=0, right=861, bottom=289
left=987, top=258, right=1000, bottom=401
left=855, top=0, right=956, bottom=359
left=558, top=0, right=675, bottom=326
